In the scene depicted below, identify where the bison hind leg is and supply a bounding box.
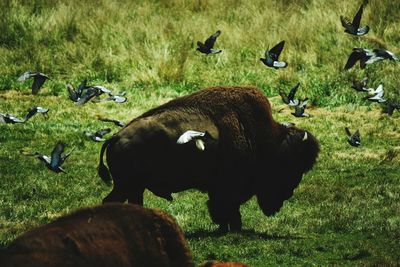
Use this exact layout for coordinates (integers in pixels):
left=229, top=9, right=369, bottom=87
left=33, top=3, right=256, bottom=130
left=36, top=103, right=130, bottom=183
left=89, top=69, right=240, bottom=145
left=127, top=187, right=145, bottom=206
left=102, top=186, right=128, bottom=204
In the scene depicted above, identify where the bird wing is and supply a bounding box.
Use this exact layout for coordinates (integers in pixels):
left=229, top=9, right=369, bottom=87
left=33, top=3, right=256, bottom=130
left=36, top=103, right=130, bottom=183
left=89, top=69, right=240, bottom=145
left=17, top=71, right=34, bottom=82
left=61, top=147, right=75, bottom=164
left=38, top=154, right=51, bottom=165
left=177, top=130, right=205, bottom=144
left=288, top=83, right=300, bottom=101
left=353, top=130, right=360, bottom=141
left=7, top=114, right=25, bottom=123
left=373, top=49, right=398, bottom=61
left=0, top=114, right=5, bottom=124
left=374, top=84, right=384, bottom=98
left=352, top=3, right=365, bottom=28
left=344, top=49, right=363, bottom=70
left=204, top=30, right=221, bottom=49
left=50, top=142, right=65, bottom=168
left=77, top=88, right=97, bottom=105
left=345, top=127, right=352, bottom=137
left=24, top=107, right=38, bottom=121
left=268, top=40, right=285, bottom=61
left=31, top=75, right=47, bottom=95
left=113, top=96, right=127, bottom=103
left=92, top=85, right=112, bottom=94
left=298, top=99, right=309, bottom=108
left=76, top=79, right=88, bottom=96
left=95, top=128, right=111, bottom=138
left=67, top=84, right=79, bottom=101
left=279, top=91, right=289, bottom=104
left=340, top=15, right=353, bottom=30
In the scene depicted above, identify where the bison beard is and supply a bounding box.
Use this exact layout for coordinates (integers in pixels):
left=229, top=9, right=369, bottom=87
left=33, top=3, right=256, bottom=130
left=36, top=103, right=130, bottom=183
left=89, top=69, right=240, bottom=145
left=98, top=86, right=319, bottom=232
left=1, top=204, right=194, bottom=267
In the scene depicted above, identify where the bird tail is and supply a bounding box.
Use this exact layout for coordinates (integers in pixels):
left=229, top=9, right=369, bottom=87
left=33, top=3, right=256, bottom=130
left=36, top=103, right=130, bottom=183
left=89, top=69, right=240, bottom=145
left=98, top=135, right=118, bottom=185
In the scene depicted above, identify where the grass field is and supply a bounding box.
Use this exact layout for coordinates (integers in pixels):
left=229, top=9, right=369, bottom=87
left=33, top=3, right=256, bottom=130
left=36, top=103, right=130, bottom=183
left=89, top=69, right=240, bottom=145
left=1, top=0, right=399, bottom=266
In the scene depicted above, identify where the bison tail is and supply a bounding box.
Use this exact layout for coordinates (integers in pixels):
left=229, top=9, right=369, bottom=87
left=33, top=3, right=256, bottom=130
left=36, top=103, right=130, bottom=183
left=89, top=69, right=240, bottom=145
left=98, top=136, right=116, bottom=185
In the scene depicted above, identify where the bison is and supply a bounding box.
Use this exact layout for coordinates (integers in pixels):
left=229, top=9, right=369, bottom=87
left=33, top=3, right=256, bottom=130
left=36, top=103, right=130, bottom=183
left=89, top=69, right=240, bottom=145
left=1, top=203, right=194, bottom=267
left=98, top=86, right=319, bottom=232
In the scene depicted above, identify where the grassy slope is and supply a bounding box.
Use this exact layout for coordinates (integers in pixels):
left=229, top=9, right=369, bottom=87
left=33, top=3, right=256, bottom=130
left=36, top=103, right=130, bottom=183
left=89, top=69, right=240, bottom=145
left=0, top=0, right=399, bottom=266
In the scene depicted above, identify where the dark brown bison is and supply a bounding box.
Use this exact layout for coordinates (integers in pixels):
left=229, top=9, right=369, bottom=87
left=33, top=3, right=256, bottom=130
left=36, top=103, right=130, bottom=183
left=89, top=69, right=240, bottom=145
left=1, top=203, right=194, bottom=267
left=200, top=261, right=251, bottom=267
left=98, top=86, right=319, bottom=232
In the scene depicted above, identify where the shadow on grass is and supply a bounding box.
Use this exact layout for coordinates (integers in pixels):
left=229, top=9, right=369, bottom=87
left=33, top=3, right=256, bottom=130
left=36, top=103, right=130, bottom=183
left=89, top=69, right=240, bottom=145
left=186, top=228, right=303, bottom=240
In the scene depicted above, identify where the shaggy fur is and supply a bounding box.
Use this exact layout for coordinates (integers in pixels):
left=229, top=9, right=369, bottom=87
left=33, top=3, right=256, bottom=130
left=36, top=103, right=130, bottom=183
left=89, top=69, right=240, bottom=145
left=98, top=86, right=319, bottom=232
left=1, top=204, right=194, bottom=267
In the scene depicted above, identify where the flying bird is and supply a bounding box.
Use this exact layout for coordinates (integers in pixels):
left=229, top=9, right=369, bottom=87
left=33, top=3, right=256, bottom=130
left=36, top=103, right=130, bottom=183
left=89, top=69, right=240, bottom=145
left=18, top=71, right=50, bottom=95
left=260, top=40, right=287, bottom=69
left=364, top=84, right=386, bottom=102
left=279, top=83, right=307, bottom=106
left=351, top=76, right=369, bottom=92
left=344, top=48, right=398, bottom=70
left=76, top=87, right=100, bottom=105
left=291, top=100, right=310, bottom=118
left=0, top=113, right=25, bottom=124
left=24, top=106, right=49, bottom=121
left=85, top=128, right=112, bottom=142
left=382, top=101, right=400, bottom=116
left=177, top=130, right=213, bottom=151
left=66, top=80, right=89, bottom=102
left=22, top=142, right=73, bottom=173
left=77, top=85, right=113, bottom=105
left=345, top=127, right=361, bottom=147
left=340, top=2, right=369, bottom=36
left=196, top=30, right=222, bottom=55
left=0, top=106, right=49, bottom=124
left=98, top=117, right=126, bottom=127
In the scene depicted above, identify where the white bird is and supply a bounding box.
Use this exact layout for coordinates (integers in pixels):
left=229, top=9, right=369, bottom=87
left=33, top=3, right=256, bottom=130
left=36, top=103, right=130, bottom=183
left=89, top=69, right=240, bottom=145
left=176, top=130, right=213, bottom=151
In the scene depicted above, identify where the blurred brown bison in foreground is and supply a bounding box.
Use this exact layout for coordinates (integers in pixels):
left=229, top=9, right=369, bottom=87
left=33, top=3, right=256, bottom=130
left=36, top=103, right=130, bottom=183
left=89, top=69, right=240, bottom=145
left=98, top=86, right=319, bottom=232
left=200, top=261, right=250, bottom=267
left=1, top=203, right=194, bottom=267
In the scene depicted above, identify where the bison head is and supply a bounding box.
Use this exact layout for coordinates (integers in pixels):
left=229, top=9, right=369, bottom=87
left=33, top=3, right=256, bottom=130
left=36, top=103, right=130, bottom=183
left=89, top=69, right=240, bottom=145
left=257, top=124, right=319, bottom=216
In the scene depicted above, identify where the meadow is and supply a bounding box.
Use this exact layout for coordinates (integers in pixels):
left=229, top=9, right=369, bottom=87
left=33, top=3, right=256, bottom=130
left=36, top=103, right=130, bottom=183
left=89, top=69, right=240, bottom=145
left=0, top=0, right=399, bottom=266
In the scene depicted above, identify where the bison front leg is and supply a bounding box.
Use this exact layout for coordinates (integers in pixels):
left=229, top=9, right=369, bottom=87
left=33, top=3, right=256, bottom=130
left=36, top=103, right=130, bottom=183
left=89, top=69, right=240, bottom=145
left=207, top=192, right=242, bottom=233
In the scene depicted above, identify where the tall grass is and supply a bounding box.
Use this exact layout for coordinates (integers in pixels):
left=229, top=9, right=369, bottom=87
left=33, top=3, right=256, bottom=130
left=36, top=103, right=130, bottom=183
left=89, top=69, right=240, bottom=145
left=0, top=0, right=399, bottom=105
left=1, top=1, right=400, bottom=266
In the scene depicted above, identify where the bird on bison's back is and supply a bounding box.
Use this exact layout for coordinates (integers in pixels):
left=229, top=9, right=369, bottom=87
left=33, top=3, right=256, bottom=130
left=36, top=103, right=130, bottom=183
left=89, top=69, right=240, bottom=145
left=98, top=86, right=319, bottom=233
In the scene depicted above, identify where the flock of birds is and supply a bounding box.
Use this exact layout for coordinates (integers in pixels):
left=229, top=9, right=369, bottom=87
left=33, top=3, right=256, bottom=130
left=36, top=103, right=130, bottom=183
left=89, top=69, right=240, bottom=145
left=196, top=0, right=399, bottom=148
left=1, top=73, right=128, bottom=173
left=1, top=1, right=399, bottom=173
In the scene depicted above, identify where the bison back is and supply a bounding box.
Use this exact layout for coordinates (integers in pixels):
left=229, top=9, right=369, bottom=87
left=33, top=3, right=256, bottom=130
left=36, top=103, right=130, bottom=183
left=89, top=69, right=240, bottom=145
left=2, top=203, right=194, bottom=267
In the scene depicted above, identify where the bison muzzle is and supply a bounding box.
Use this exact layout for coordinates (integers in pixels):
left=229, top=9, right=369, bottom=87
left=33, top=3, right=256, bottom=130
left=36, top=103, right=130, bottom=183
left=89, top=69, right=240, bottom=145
left=98, top=86, right=319, bottom=232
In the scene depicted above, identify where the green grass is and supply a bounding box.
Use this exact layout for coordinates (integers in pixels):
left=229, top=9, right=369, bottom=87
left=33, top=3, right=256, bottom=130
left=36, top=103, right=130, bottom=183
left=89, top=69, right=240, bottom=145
left=1, top=0, right=400, bottom=266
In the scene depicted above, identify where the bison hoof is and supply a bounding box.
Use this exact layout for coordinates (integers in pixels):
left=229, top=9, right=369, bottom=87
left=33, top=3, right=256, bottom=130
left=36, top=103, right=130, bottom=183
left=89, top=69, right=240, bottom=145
left=216, top=224, right=229, bottom=234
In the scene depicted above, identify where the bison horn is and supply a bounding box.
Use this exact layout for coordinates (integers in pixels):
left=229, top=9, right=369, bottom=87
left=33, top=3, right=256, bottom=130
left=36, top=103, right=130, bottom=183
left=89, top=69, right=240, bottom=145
left=302, top=132, right=308, bottom=141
